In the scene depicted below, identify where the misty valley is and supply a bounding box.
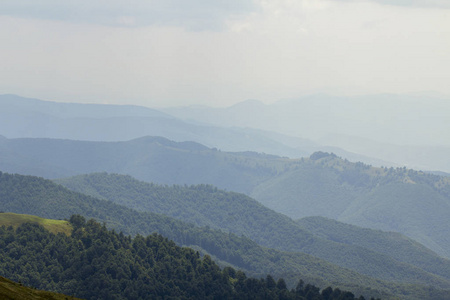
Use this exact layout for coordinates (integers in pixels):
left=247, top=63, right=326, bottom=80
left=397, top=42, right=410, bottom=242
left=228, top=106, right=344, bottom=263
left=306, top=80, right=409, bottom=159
left=0, top=95, right=449, bottom=299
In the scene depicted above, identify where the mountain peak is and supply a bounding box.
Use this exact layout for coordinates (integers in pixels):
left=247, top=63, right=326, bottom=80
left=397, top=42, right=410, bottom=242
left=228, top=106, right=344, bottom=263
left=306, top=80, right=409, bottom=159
left=228, top=99, right=265, bottom=109
left=310, top=151, right=337, bottom=161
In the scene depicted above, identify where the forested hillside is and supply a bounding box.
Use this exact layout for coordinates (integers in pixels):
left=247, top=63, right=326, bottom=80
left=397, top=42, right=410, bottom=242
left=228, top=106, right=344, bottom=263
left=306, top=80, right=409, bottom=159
left=3, top=171, right=450, bottom=299
left=251, top=152, right=450, bottom=258
left=55, top=172, right=450, bottom=286
left=1, top=136, right=450, bottom=258
left=296, top=217, right=450, bottom=282
left=2, top=216, right=366, bottom=300
left=0, top=172, right=389, bottom=299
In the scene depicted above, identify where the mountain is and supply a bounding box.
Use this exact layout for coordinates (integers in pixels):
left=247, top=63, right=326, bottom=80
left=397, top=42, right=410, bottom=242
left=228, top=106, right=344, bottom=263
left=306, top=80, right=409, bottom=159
left=0, top=93, right=171, bottom=118
left=317, top=134, right=450, bottom=174
left=3, top=214, right=336, bottom=300
left=164, top=93, right=450, bottom=173
left=4, top=92, right=450, bottom=171
left=0, top=94, right=312, bottom=158
left=165, top=94, right=450, bottom=146
left=0, top=94, right=398, bottom=166
left=4, top=171, right=450, bottom=299
left=0, top=171, right=389, bottom=299
left=55, top=172, right=450, bottom=286
left=251, top=153, right=450, bottom=258
left=0, top=135, right=285, bottom=194
left=1, top=136, right=450, bottom=258
left=1, top=135, right=450, bottom=258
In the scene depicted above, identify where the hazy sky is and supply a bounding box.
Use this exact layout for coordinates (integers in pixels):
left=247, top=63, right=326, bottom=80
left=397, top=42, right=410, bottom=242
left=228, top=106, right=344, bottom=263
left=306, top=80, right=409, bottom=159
left=1, top=0, right=449, bottom=107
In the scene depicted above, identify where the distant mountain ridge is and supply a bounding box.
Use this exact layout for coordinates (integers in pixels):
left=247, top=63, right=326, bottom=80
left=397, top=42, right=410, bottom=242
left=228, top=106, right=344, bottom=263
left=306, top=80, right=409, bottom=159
left=3, top=93, right=450, bottom=172
left=164, top=93, right=450, bottom=172
left=165, top=93, right=450, bottom=147
left=0, top=93, right=172, bottom=118
left=0, top=93, right=399, bottom=167
left=0, top=94, right=311, bottom=158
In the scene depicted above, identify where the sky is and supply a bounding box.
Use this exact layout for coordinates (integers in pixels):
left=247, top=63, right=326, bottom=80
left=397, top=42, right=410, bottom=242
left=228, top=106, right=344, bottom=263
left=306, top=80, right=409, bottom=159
left=1, top=0, right=450, bottom=107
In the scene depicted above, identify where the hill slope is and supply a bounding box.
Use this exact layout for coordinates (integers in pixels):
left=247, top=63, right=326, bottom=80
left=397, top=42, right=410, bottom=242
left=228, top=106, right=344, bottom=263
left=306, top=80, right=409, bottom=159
left=0, top=171, right=393, bottom=299
left=55, top=172, right=450, bottom=286
left=0, top=136, right=283, bottom=194
left=0, top=276, right=81, bottom=300
left=251, top=153, right=450, bottom=258
left=3, top=217, right=336, bottom=300
left=296, top=216, right=450, bottom=282
left=4, top=171, right=450, bottom=299
left=1, top=136, right=450, bottom=258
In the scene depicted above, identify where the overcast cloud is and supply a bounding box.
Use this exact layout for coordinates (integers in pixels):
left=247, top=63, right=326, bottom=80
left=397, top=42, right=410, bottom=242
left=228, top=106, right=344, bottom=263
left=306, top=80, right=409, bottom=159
left=340, top=0, right=450, bottom=9
left=0, top=0, right=449, bottom=107
left=0, top=0, right=256, bottom=30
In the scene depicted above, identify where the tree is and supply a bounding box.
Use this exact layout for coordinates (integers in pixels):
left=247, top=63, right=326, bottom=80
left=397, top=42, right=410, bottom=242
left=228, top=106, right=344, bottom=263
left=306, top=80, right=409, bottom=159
left=69, top=215, right=86, bottom=229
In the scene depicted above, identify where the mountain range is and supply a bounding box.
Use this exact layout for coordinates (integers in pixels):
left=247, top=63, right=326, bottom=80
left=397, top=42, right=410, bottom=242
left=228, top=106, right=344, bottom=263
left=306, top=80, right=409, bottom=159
left=163, top=94, right=450, bottom=173
left=2, top=171, right=450, bottom=299
left=1, top=93, right=450, bottom=299
left=0, top=94, right=401, bottom=168
left=55, top=172, right=450, bottom=283
left=0, top=134, right=449, bottom=258
left=0, top=94, right=309, bottom=158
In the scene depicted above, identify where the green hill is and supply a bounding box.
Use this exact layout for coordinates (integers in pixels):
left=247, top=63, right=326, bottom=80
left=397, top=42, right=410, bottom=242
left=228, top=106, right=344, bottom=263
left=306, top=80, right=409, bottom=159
left=251, top=153, right=450, bottom=258
left=4, top=171, right=450, bottom=299
left=55, top=172, right=450, bottom=287
left=0, top=171, right=387, bottom=298
left=4, top=216, right=355, bottom=300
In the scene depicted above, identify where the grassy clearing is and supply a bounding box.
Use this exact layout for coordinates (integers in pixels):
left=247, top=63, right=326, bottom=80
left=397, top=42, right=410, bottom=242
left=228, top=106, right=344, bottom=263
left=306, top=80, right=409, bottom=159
left=0, top=276, right=82, bottom=300
left=0, top=213, right=72, bottom=236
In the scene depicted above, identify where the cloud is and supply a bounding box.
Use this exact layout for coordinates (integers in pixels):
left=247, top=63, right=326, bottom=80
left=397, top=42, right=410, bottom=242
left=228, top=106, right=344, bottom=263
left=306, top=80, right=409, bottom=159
left=336, top=0, right=450, bottom=9
left=0, top=0, right=257, bottom=30
left=1, top=0, right=450, bottom=108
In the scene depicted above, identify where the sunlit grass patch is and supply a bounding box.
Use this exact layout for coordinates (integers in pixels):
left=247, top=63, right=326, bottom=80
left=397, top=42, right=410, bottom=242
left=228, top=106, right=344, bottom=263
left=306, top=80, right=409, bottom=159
left=0, top=212, right=72, bottom=236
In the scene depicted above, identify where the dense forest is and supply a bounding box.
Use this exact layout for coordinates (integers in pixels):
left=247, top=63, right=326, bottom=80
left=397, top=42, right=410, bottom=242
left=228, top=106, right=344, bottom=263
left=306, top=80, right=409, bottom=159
left=2, top=172, right=450, bottom=299
left=0, top=215, right=370, bottom=300
left=0, top=172, right=394, bottom=299
left=55, top=172, right=450, bottom=286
